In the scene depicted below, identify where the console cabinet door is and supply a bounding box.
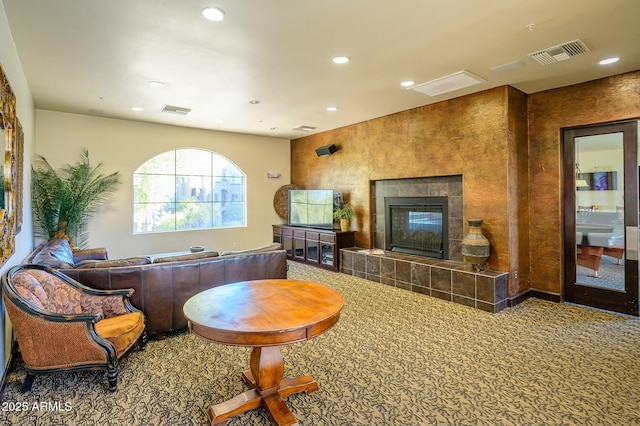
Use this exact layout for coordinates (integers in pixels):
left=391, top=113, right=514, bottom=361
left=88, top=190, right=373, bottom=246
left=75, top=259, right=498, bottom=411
left=293, top=229, right=306, bottom=260
left=280, top=227, right=294, bottom=258
left=320, top=242, right=335, bottom=267
left=319, top=233, right=337, bottom=268
left=306, top=240, right=320, bottom=263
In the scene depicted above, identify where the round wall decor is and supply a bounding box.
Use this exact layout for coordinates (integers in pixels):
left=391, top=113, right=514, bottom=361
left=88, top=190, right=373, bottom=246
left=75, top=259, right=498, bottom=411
left=273, top=184, right=299, bottom=220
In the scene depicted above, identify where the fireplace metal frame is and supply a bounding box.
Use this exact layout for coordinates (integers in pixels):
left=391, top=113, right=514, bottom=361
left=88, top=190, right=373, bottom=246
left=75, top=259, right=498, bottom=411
left=384, top=196, right=449, bottom=259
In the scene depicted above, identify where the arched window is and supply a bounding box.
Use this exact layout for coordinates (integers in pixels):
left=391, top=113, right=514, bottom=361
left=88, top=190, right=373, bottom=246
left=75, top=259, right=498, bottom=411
left=133, top=149, right=245, bottom=233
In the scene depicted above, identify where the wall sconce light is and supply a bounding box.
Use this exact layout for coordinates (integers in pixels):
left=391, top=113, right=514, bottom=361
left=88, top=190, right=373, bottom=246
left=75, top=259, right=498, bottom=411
left=315, top=144, right=338, bottom=157
left=267, top=172, right=281, bottom=179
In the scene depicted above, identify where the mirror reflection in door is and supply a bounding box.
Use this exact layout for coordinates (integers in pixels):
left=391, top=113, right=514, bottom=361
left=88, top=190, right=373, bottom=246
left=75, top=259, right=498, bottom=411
left=575, top=132, right=625, bottom=291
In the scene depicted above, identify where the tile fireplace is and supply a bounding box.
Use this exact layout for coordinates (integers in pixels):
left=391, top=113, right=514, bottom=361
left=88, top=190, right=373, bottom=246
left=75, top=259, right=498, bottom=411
left=373, top=175, right=463, bottom=262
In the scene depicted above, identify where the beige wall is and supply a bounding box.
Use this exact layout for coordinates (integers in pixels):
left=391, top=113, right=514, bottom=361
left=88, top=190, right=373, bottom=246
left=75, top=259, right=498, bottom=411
left=35, top=110, right=291, bottom=258
left=0, top=4, right=36, bottom=385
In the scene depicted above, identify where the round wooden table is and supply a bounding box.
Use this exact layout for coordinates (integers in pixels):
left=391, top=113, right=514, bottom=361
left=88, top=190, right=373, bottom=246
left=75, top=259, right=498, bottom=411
left=183, top=279, right=344, bottom=426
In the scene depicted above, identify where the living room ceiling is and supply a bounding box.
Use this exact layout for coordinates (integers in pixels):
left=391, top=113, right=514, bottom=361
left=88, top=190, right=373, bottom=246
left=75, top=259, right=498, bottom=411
left=3, top=0, right=639, bottom=140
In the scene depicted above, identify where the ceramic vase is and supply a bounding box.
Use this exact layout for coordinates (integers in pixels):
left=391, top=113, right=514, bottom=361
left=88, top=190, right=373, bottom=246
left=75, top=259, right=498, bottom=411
left=340, top=219, right=350, bottom=232
left=461, top=219, right=490, bottom=271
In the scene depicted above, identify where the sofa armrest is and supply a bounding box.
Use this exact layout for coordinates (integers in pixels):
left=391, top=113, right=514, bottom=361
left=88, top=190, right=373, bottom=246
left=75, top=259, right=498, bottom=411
left=73, top=247, right=109, bottom=263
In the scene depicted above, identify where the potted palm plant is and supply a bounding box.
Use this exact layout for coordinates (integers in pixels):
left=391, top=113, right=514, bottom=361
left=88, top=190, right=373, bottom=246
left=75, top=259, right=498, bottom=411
left=31, top=148, right=122, bottom=248
left=333, top=202, right=354, bottom=232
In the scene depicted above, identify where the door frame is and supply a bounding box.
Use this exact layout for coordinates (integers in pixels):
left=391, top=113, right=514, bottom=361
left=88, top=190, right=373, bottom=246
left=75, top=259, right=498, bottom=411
left=562, top=120, right=639, bottom=316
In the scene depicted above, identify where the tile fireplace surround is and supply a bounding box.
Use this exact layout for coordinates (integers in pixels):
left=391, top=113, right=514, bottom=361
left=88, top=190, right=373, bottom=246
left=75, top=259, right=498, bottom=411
left=340, top=248, right=509, bottom=313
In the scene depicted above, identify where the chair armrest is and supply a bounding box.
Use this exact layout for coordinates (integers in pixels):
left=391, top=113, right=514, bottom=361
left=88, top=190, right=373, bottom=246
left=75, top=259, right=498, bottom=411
left=72, top=247, right=109, bottom=264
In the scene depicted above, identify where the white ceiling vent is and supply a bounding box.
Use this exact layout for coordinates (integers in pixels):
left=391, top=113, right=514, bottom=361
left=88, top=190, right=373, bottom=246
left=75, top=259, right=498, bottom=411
left=410, top=70, right=486, bottom=97
left=528, top=39, right=590, bottom=65
left=292, top=125, right=317, bottom=131
left=162, top=105, right=191, bottom=115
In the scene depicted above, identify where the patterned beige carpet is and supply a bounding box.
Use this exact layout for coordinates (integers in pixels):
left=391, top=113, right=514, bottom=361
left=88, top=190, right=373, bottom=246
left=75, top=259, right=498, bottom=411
left=2, top=261, right=640, bottom=426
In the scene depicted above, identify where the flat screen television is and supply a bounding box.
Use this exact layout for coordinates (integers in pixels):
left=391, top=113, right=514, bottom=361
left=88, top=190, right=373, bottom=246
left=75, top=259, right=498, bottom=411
left=288, top=189, right=334, bottom=229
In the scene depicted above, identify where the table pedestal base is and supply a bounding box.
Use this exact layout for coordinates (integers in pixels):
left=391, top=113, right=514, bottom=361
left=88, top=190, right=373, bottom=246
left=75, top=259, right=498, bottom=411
left=208, top=346, right=319, bottom=426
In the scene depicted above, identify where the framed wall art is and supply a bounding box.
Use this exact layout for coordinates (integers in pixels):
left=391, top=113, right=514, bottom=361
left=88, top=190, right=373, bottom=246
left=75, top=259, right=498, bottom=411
left=0, top=62, right=18, bottom=265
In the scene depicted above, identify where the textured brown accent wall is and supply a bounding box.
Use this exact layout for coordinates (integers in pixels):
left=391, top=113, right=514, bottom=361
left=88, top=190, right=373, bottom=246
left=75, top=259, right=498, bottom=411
left=291, top=87, right=517, bottom=275
left=291, top=72, right=639, bottom=299
left=507, top=87, right=531, bottom=297
left=527, top=71, right=640, bottom=296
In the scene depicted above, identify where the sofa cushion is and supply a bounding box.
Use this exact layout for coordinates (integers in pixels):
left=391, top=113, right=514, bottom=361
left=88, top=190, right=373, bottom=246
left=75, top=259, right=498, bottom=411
left=152, top=251, right=219, bottom=263
left=72, top=247, right=109, bottom=263
left=30, top=238, right=76, bottom=268
left=31, top=251, right=74, bottom=269
left=45, top=238, right=76, bottom=265
left=220, top=242, right=283, bottom=257
left=75, top=257, right=151, bottom=269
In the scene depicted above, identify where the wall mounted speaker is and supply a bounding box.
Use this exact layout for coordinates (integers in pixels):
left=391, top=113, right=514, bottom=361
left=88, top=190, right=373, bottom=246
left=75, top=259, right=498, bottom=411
left=315, top=144, right=337, bottom=157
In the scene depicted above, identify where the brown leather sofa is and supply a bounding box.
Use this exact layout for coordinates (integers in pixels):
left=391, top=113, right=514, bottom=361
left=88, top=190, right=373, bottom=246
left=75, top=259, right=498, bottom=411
left=27, top=239, right=288, bottom=337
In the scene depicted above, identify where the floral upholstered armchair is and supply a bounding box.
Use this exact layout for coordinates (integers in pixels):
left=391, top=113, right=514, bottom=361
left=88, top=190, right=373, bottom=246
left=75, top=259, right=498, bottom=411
left=2, top=264, right=147, bottom=392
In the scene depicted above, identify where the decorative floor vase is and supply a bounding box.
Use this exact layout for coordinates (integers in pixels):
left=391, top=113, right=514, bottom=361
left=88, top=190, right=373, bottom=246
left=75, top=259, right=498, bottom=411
left=461, top=219, right=490, bottom=271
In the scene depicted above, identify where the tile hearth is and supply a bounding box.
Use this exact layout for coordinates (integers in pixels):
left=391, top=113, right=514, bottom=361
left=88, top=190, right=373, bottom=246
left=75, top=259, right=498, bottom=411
left=340, top=248, right=509, bottom=313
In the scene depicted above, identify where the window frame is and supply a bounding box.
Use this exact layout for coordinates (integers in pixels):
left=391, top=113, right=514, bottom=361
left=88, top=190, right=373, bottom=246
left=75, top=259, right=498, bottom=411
left=132, top=148, right=246, bottom=234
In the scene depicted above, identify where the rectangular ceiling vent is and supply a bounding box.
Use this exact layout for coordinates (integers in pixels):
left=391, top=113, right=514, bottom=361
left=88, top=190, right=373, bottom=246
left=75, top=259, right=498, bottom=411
left=292, top=125, right=317, bottom=131
left=162, top=105, right=191, bottom=115
left=528, top=39, right=590, bottom=65
left=410, top=70, right=486, bottom=97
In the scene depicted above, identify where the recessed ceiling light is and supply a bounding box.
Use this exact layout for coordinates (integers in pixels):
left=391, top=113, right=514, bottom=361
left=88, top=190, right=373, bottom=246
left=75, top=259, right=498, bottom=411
left=202, top=7, right=225, bottom=22
left=215, top=119, right=225, bottom=123
left=148, top=81, right=165, bottom=87
left=131, top=106, right=143, bottom=112
left=249, top=100, right=261, bottom=105
left=599, top=57, right=620, bottom=65
left=326, top=106, right=338, bottom=111
left=333, top=56, right=350, bottom=64
left=401, top=80, right=415, bottom=87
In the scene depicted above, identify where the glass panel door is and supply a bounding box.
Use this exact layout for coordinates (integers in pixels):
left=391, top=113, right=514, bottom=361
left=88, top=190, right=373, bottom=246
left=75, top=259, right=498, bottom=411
left=563, top=121, right=639, bottom=316
left=575, top=133, right=624, bottom=288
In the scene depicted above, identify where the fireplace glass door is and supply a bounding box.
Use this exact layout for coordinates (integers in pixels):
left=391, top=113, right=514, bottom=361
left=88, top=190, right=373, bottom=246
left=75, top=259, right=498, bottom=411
left=385, top=196, right=448, bottom=259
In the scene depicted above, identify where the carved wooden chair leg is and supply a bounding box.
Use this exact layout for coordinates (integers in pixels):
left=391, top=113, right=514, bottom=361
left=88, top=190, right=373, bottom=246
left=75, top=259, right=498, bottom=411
left=139, top=330, right=148, bottom=351
left=22, top=373, right=35, bottom=393
left=107, top=368, right=118, bottom=392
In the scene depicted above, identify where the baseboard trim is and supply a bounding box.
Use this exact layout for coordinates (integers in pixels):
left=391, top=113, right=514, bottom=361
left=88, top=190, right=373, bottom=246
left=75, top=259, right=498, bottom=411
left=509, top=289, right=562, bottom=306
